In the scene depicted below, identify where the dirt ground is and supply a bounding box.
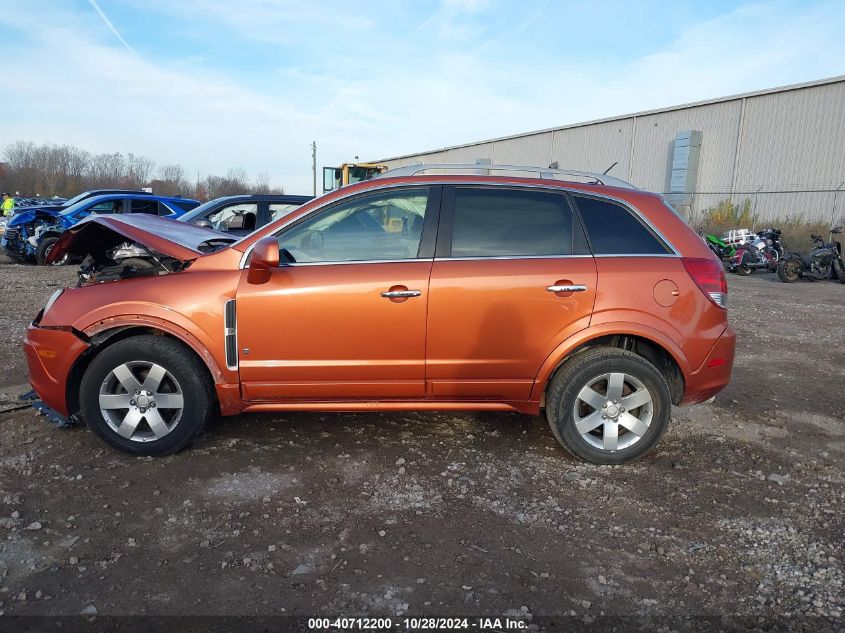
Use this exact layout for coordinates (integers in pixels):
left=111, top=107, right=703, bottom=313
left=0, top=255, right=843, bottom=627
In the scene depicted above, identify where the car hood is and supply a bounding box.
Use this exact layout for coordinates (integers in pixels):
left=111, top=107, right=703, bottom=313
left=8, top=208, right=61, bottom=226
left=47, top=213, right=239, bottom=264
left=13, top=204, right=64, bottom=214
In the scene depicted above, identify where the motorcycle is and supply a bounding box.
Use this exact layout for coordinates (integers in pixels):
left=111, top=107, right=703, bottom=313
left=702, top=232, right=735, bottom=260
left=777, top=227, right=844, bottom=283
left=700, top=228, right=754, bottom=262
left=729, top=228, right=784, bottom=275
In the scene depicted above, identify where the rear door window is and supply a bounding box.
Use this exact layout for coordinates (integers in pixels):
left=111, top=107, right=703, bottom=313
left=447, top=188, right=588, bottom=257
left=129, top=199, right=159, bottom=214
left=88, top=200, right=122, bottom=214
left=573, top=195, right=670, bottom=255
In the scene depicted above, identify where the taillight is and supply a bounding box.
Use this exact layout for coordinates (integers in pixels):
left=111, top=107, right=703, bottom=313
left=683, top=257, right=728, bottom=309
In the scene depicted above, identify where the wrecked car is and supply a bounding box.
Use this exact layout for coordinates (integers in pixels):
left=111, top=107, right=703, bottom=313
left=179, top=194, right=313, bottom=236
left=1, top=193, right=199, bottom=265
left=24, top=170, right=734, bottom=465
left=53, top=213, right=238, bottom=285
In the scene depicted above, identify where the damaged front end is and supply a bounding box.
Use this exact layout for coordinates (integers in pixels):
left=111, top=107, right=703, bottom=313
left=1, top=211, right=62, bottom=261
left=47, top=213, right=238, bottom=286
left=76, top=241, right=189, bottom=286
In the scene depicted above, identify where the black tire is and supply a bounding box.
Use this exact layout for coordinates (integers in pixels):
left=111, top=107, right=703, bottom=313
left=734, top=252, right=752, bottom=276
left=837, top=260, right=845, bottom=284
left=79, top=335, right=213, bottom=456
left=35, top=236, right=68, bottom=266
left=545, top=348, right=671, bottom=465
left=777, top=259, right=800, bottom=283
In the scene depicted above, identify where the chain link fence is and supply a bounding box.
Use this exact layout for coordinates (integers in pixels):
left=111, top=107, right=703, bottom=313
left=664, top=186, right=845, bottom=252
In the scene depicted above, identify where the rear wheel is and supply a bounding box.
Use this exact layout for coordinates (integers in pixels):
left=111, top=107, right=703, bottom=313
left=545, top=348, right=671, bottom=465
left=734, top=252, right=753, bottom=276
left=79, top=335, right=213, bottom=456
left=35, top=236, right=68, bottom=266
left=777, top=259, right=801, bottom=283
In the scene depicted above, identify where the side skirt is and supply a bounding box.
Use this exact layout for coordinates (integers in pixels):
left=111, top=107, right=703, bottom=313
left=239, top=400, right=541, bottom=415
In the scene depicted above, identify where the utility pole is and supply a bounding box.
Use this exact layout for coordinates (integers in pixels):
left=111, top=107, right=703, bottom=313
left=311, top=141, right=317, bottom=197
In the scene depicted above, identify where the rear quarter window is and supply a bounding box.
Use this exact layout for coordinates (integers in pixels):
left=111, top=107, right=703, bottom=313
left=170, top=200, right=200, bottom=212
left=573, top=195, right=670, bottom=255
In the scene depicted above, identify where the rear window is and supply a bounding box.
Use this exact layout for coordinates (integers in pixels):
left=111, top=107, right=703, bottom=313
left=573, top=195, right=670, bottom=255
left=170, top=200, right=199, bottom=212
left=449, top=188, right=588, bottom=257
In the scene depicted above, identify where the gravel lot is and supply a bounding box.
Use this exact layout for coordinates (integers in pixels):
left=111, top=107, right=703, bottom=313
left=0, top=255, right=843, bottom=626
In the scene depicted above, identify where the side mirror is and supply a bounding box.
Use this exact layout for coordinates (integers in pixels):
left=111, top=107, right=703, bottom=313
left=192, top=218, right=214, bottom=229
left=247, top=236, right=279, bottom=284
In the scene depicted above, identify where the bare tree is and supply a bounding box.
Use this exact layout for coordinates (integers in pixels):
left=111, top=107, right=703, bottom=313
left=1, top=139, right=287, bottom=200
left=254, top=171, right=271, bottom=194
left=4, top=141, right=39, bottom=194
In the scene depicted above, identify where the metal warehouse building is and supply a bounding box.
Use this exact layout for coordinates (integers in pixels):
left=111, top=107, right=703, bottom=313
left=377, top=75, right=845, bottom=226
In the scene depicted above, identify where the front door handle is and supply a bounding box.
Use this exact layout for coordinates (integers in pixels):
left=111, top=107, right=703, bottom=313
left=547, top=285, right=587, bottom=293
left=381, top=289, right=421, bottom=298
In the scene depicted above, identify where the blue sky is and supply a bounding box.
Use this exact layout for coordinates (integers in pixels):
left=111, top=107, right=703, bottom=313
left=1, top=0, right=843, bottom=194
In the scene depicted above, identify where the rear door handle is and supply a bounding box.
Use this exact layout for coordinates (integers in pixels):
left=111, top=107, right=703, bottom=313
left=547, top=285, right=587, bottom=293
left=381, top=290, right=421, bottom=298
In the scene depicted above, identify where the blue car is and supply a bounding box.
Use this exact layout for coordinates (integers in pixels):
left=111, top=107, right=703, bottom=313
left=2, top=193, right=199, bottom=265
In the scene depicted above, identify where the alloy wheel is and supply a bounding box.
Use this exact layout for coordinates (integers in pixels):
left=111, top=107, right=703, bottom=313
left=572, top=372, right=653, bottom=451
left=98, top=361, right=184, bottom=442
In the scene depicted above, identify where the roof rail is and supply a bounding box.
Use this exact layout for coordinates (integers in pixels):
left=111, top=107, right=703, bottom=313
left=373, top=163, right=638, bottom=189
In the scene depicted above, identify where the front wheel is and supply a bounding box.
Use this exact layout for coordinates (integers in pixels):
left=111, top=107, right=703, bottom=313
left=35, top=236, right=68, bottom=266
left=545, top=348, right=671, bottom=465
left=79, top=335, right=214, bottom=456
left=777, top=259, right=801, bottom=283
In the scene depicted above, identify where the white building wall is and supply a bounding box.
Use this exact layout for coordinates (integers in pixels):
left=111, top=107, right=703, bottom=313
left=491, top=134, right=552, bottom=166
left=550, top=119, right=634, bottom=181
left=377, top=77, right=845, bottom=223
left=629, top=99, right=742, bottom=192
left=733, top=80, right=845, bottom=192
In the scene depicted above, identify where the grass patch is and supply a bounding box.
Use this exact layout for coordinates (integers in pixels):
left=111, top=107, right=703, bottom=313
left=698, top=199, right=836, bottom=252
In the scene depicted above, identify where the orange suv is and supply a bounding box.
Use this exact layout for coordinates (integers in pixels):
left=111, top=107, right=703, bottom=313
left=24, top=165, right=735, bottom=464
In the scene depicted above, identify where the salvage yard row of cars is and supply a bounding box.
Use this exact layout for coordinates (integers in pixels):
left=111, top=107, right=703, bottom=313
left=20, top=164, right=735, bottom=465
left=1, top=190, right=313, bottom=264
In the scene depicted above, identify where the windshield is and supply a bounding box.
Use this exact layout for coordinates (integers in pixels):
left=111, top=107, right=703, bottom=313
left=59, top=196, right=115, bottom=216
left=178, top=196, right=241, bottom=223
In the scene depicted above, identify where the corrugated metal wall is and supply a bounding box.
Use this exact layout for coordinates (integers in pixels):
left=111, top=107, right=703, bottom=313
left=629, top=99, right=741, bottom=192
left=734, top=81, right=845, bottom=191
left=379, top=77, right=845, bottom=224
left=549, top=120, right=634, bottom=180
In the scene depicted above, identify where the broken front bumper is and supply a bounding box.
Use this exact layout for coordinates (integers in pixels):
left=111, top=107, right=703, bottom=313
left=23, top=322, right=90, bottom=418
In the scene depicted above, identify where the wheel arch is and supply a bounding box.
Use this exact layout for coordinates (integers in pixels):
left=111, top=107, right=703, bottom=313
left=534, top=326, right=687, bottom=406
left=66, top=324, right=223, bottom=419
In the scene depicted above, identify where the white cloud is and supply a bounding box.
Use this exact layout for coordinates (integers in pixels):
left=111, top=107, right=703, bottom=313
left=0, top=0, right=843, bottom=194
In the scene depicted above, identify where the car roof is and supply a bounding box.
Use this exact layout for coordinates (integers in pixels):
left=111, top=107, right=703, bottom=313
left=208, top=194, right=314, bottom=203
left=83, top=189, right=154, bottom=196
left=373, top=163, right=638, bottom=189
left=81, top=193, right=198, bottom=204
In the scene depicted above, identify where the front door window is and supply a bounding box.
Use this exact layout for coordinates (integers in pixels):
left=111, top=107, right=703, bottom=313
left=276, top=189, right=429, bottom=263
